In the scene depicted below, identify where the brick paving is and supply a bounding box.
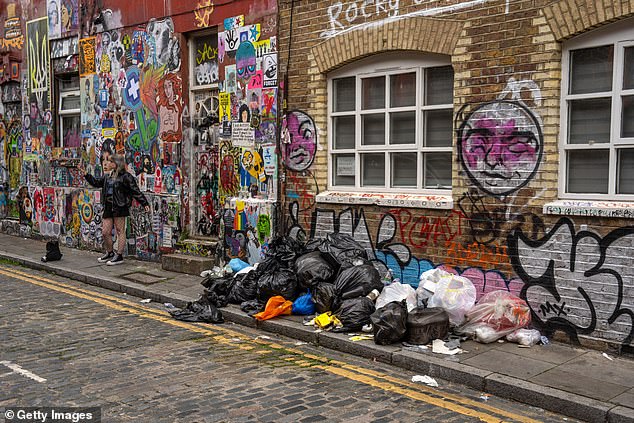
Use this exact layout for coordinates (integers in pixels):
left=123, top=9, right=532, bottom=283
left=0, top=263, right=577, bottom=422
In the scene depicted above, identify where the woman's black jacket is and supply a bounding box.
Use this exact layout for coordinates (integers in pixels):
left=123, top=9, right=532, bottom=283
left=84, top=171, right=149, bottom=210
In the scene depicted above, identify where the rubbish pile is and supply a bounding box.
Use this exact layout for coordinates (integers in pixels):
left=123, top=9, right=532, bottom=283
left=168, top=234, right=542, bottom=349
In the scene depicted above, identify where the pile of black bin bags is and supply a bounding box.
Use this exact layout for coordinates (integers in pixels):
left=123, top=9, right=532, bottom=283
left=169, top=233, right=448, bottom=347
left=169, top=234, right=382, bottom=329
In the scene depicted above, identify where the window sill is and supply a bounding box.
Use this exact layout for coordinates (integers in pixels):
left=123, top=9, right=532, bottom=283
left=544, top=200, right=634, bottom=219
left=316, top=191, right=453, bottom=209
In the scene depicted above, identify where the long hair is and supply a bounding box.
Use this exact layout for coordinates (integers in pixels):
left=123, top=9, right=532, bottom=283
left=111, top=154, right=127, bottom=177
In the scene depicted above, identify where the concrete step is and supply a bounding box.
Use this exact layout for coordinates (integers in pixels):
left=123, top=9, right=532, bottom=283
left=161, top=253, right=215, bottom=276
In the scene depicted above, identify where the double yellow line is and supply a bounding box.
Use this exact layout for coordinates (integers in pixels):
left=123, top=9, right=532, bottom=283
left=0, top=265, right=540, bottom=423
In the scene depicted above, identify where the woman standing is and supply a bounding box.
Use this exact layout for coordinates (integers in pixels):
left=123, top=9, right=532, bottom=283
left=83, top=154, right=150, bottom=265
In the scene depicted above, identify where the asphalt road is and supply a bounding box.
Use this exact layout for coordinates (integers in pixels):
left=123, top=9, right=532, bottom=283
left=0, top=262, right=577, bottom=422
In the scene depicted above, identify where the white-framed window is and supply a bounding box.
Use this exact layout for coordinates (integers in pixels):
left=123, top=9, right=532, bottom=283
left=560, top=18, right=634, bottom=199
left=57, top=73, right=80, bottom=148
left=328, top=53, right=454, bottom=193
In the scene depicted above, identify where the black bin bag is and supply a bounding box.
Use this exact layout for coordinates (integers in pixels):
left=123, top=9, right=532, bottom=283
left=371, top=300, right=408, bottom=345
left=295, top=251, right=336, bottom=289
left=333, top=296, right=375, bottom=332
left=257, top=268, right=299, bottom=302
left=312, top=282, right=336, bottom=314
left=168, top=296, right=224, bottom=324
left=228, top=271, right=258, bottom=304
left=334, top=264, right=383, bottom=300
left=406, top=307, right=450, bottom=345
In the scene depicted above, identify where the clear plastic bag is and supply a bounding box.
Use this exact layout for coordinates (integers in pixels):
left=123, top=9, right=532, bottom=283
left=375, top=282, right=417, bottom=312
left=456, top=290, right=531, bottom=343
left=416, top=268, right=453, bottom=308
left=506, top=328, right=541, bottom=346
left=427, top=274, right=476, bottom=326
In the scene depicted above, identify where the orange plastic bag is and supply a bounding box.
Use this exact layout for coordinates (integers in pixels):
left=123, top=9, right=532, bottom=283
left=253, top=296, right=293, bottom=321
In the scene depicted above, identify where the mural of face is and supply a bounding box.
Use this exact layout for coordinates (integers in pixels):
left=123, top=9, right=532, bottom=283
left=235, top=41, right=256, bottom=84
left=458, top=101, right=542, bottom=197
left=281, top=110, right=317, bottom=172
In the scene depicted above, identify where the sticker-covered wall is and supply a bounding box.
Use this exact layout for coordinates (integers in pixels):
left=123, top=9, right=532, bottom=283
left=278, top=0, right=634, bottom=351
left=0, top=0, right=279, bottom=264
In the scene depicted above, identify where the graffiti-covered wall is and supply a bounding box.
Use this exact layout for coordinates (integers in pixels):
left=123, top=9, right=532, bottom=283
left=0, top=0, right=279, bottom=263
left=279, top=0, right=634, bottom=351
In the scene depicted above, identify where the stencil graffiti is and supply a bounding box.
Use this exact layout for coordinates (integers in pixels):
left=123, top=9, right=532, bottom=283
left=457, top=100, right=542, bottom=197
left=509, top=218, right=634, bottom=346
left=281, top=110, right=317, bottom=172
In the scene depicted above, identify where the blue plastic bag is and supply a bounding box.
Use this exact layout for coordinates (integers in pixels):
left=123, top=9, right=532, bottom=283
left=292, top=292, right=316, bottom=315
left=229, top=258, right=250, bottom=273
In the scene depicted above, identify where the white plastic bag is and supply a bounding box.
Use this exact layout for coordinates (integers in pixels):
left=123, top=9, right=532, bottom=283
left=427, top=274, right=476, bottom=326
left=375, top=282, right=417, bottom=312
left=417, top=268, right=453, bottom=308
left=506, top=328, right=541, bottom=346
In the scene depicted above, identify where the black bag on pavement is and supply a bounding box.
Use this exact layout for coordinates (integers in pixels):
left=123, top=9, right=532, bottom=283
left=295, top=251, right=336, bottom=289
left=307, top=233, right=368, bottom=269
left=42, top=240, right=62, bottom=262
left=333, top=296, right=375, bottom=332
left=257, top=268, right=299, bottom=302
left=312, top=282, right=336, bottom=314
left=371, top=300, right=408, bottom=345
left=334, top=264, right=383, bottom=300
left=240, top=299, right=265, bottom=316
left=228, top=271, right=258, bottom=304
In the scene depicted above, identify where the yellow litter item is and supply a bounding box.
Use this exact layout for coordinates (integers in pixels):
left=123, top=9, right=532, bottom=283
left=314, top=312, right=341, bottom=329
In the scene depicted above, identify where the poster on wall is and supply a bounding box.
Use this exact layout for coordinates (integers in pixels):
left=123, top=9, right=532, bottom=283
left=193, top=33, right=218, bottom=86
left=26, top=17, right=51, bottom=135
left=262, top=53, right=277, bottom=88
left=231, top=122, right=254, bottom=147
left=78, top=36, right=96, bottom=76
left=219, top=92, right=230, bottom=121
left=47, top=0, right=61, bottom=39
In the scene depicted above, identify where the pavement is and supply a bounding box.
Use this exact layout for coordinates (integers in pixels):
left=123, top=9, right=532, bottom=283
left=1, top=233, right=633, bottom=423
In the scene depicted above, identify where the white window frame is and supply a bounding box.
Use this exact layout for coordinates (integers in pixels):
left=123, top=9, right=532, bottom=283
left=327, top=53, right=453, bottom=194
left=57, top=73, right=80, bottom=148
left=559, top=18, right=634, bottom=200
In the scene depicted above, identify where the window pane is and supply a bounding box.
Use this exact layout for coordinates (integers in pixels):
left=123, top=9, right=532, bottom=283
left=622, top=95, right=634, bottom=138
left=362, top=113, right=385, bottom=145
left=62, top=94, right=81, bottom=110
left=361, top=153, right=385, bottom=186
left=390, top=111, right=415, bottom=144
left=362, top=76, right=385, bottom=109
left=334, top=77, right=355, bottom=112
left=333, top=116, right=355, bottom=149
left=425, top=109, right=453, bottom=147
left=568, top=98, right=611, bottom=144
left=567, top=150, right=609, bottom=193
left=426, top=66, right=454, bottom=105
left=570, top=46, right=613, bottom=94
left=62, top=115, right=81, bottom=148
left=424, top=152, right=452, bottom=189
left=624, top=47, right=634, bottom=90
left=391, top=153, right=417, bottom=187
left=59, top=74, right=79, bottom=91
left=193, top=33, right=218, bottom=85
left=618, top=149, right=634, bottom=194
left=390, top=72, right=416, bottom=107
left=333, top=154, right=355, bottom=186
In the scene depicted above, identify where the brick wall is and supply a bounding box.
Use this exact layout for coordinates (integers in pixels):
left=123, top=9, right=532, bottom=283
left=278, top=0, right=634, bottom=351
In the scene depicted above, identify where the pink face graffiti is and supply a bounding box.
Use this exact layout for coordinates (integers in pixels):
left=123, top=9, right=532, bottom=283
left=458, top=101, right=542, bottom=196
left=281, top=110, right=317, bottom=172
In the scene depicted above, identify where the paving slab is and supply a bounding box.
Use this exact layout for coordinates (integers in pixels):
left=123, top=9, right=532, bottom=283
left=121, top=272, right=166, bottom=285
left=530, top=367, right=630, bottom=401
left=612, top=388, right=634, bottom=408
left=608, top=406, right=634, bottom=423
left=493, top=340, right=587, bottom=365
left=558, top=352, right=634, bottom=388
left=462, top=349, right=556, bottom=379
